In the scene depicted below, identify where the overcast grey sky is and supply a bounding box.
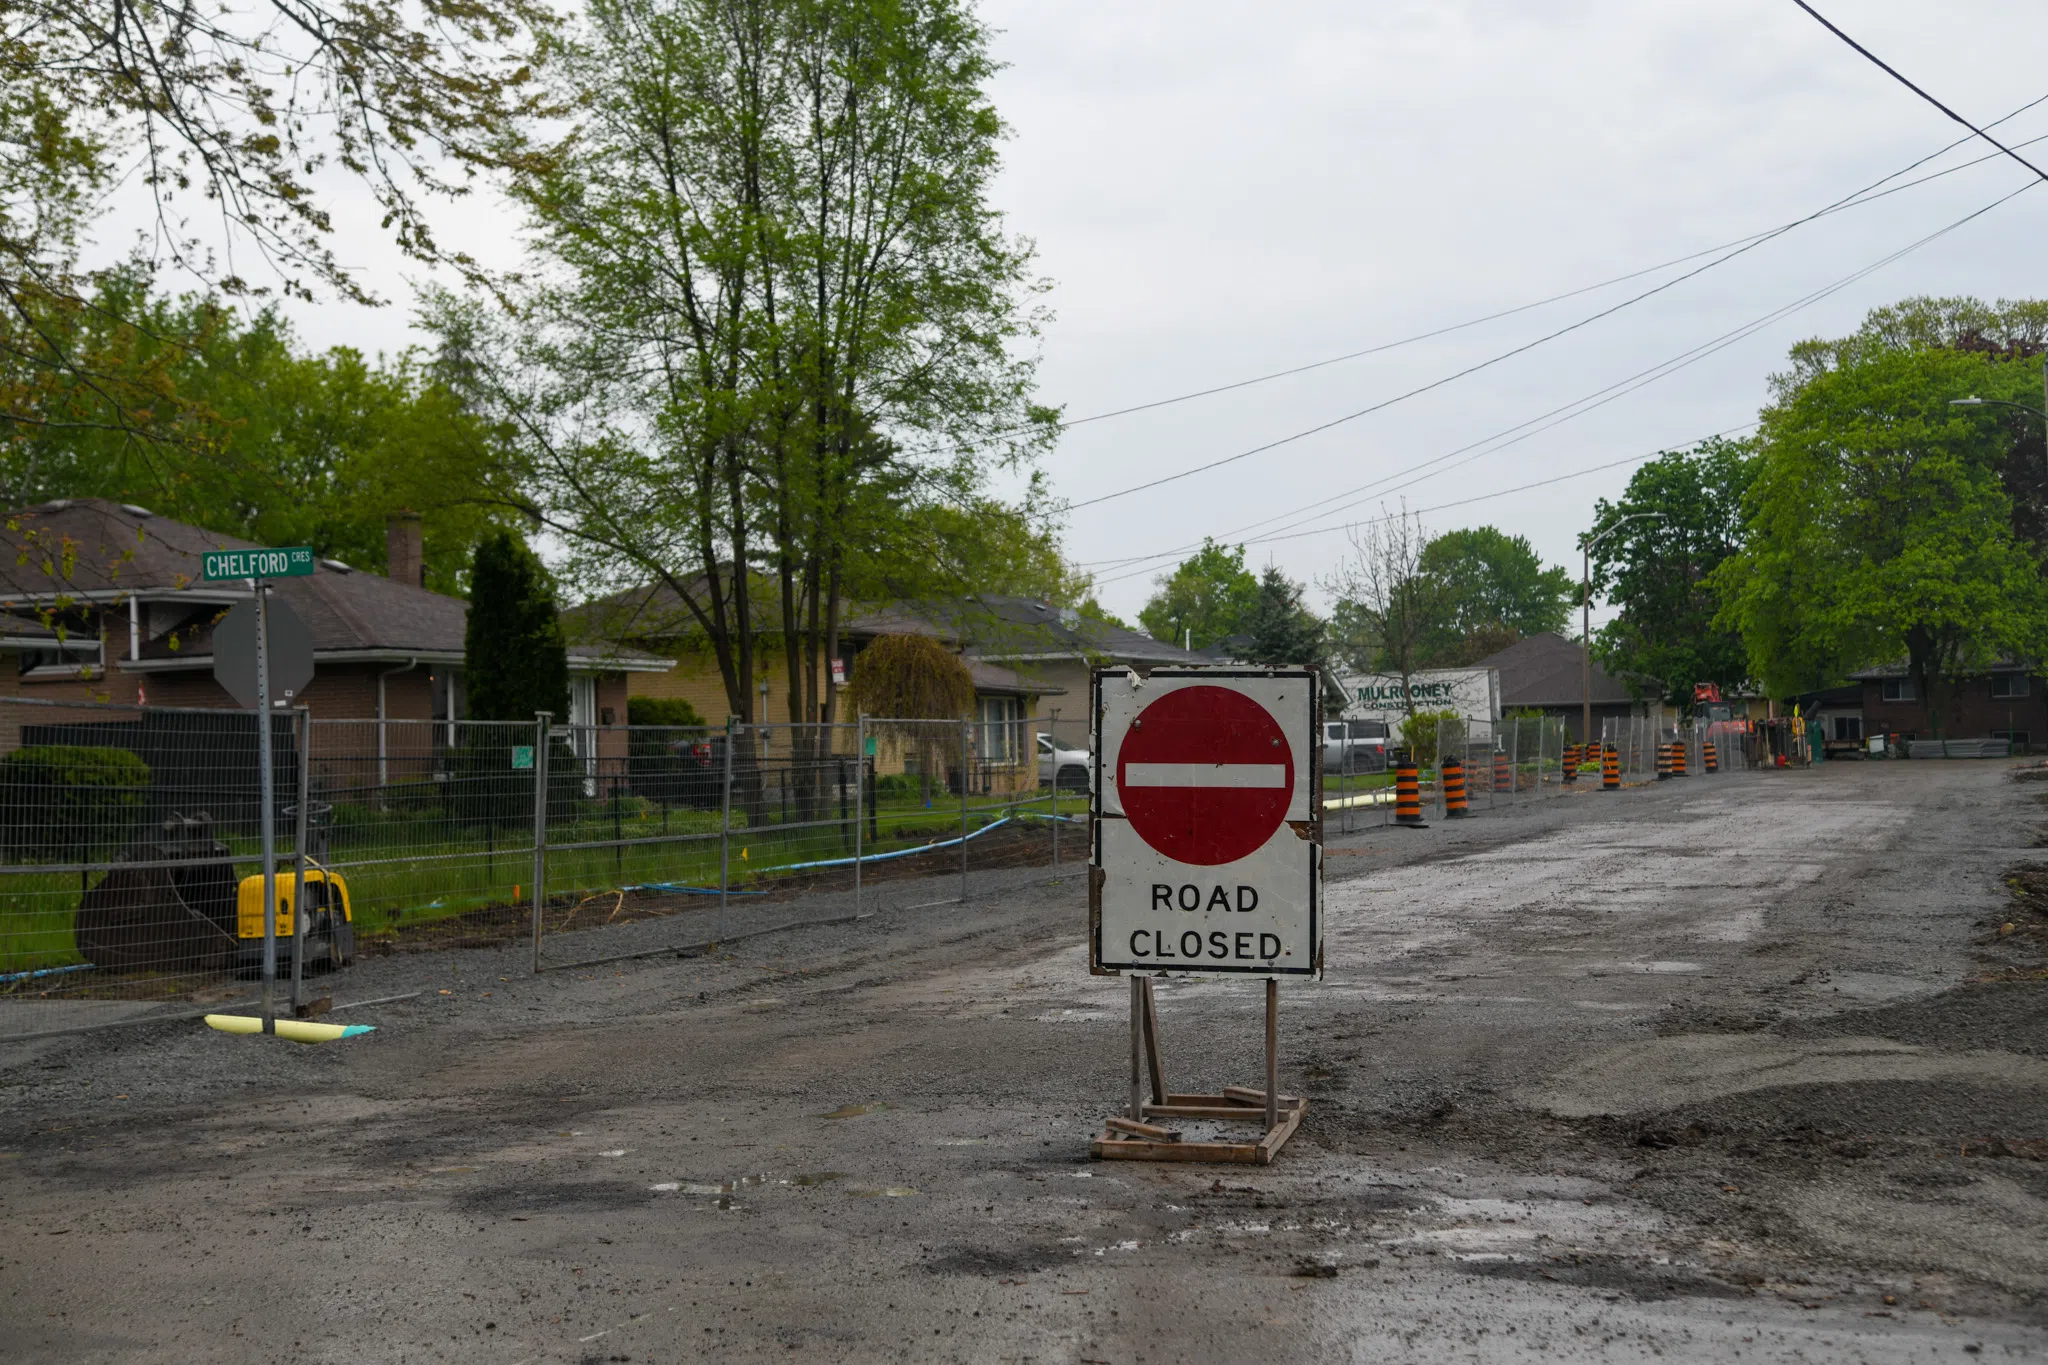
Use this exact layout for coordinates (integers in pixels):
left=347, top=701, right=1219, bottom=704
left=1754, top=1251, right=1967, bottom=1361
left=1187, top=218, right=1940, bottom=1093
left=209, top=1, right=2048, bottom=623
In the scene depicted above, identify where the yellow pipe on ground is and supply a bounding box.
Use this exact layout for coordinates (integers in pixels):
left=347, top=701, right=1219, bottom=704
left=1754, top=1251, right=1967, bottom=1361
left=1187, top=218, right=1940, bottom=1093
left=204, top=1014, right=376, bottom=1044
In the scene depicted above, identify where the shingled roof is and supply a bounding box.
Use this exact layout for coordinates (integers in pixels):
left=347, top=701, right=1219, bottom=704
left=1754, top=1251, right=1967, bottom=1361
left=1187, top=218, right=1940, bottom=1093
left=931, top=595, right=1206, bottom=667
left=0, top=499, right=667, bottom=670
left=1472, top=631, right=1635, bottom=708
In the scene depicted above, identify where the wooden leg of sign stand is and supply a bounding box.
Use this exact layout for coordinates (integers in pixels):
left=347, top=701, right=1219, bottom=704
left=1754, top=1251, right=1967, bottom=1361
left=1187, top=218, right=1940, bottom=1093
left=1142, top=977, right=1167, bottom=1107
left=1128, top=976, right=1144, bottom=1121
left=1094, top=975, right=1305, bottom=1166
left=1265, top=977, right=1279, bottom=1133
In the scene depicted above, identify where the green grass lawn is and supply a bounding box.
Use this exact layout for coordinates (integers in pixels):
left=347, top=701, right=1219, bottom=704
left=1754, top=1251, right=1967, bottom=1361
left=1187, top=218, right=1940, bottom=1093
left=0, top=786, right=1076, bottom=975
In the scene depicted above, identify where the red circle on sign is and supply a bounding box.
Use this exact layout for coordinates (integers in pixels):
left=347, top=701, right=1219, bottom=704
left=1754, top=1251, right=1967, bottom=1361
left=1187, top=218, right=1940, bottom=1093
left=1117, top=685, right=1294, bottom=866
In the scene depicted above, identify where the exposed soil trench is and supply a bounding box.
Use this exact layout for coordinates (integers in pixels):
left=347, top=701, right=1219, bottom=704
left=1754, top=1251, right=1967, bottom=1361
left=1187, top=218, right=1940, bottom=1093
left=1, top=761, right=2044, bottom=1363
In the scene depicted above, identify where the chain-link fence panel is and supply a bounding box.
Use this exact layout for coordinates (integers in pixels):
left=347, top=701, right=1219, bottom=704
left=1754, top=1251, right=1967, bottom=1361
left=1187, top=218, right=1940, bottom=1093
left=305, top=716, right=546, bottom=963
left=0, top=695, right=340, bottom=1040
left=955, top=713, right=1084, bottom=890
left=1320, top=715, right=1392, bottom=833
left=1702, top=719, right=1748, bottom=772
left=528, top=720, right=863, bottom=971
left=526, top=712, right=1098, bottom=973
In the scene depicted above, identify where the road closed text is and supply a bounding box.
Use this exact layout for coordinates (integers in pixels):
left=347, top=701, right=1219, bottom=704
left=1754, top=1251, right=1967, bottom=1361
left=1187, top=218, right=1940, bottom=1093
left=1128, top=928, right=1284, bottom=962
left=1151, top=883, right=1260, bottom=913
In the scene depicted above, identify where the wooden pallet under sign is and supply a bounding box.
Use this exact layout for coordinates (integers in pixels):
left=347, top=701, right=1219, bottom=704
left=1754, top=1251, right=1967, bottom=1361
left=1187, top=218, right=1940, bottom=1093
left=1091, top=975, right=1306, bottom=1165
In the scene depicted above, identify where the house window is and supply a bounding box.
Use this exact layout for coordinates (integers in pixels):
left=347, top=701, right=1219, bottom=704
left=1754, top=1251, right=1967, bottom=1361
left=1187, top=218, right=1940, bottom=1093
left=978, top=696, right=1019, bottom=763
left=1992, top=674, right=2031, bottom=699
left=1880, top=678, right=1916, bottom=702
left=1832, top=716, right=1862, bottom=742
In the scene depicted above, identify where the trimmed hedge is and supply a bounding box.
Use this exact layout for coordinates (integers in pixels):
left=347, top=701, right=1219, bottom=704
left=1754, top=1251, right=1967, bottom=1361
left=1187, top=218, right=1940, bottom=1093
left=0, top=745, right=151, bottom=860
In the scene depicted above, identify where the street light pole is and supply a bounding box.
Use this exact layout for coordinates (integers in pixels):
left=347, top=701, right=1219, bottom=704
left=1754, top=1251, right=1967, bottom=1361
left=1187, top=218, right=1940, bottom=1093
left=1950, top=368, right=2048, bottom=482
left=1581, top=513, right=1667, bottom=747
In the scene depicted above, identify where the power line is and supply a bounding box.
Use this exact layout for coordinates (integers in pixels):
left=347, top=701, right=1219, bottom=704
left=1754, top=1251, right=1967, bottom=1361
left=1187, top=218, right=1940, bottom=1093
left=1054, top=99, right=2048, bottom=434
left=1062, top=103, right=2048, bottom=513
left=1791, top=1, right=2048, bottom=187
left=1091, top=433, right=1753, bottom=590
left=1084, top=177, right=2040, bottom=584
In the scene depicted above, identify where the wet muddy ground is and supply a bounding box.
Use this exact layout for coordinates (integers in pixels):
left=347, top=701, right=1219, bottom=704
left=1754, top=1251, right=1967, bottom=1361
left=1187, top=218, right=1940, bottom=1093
left=1, top=761, right=2044, bottom=1362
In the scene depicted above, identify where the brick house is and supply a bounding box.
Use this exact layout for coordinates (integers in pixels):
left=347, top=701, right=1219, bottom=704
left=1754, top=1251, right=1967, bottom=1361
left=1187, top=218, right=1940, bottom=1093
left=0, top=500, right=671, bottom=774
left=1849, top=662, right=2045, bottom=751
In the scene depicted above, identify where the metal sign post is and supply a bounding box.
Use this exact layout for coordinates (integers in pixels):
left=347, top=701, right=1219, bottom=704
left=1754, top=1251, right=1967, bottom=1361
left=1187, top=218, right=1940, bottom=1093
left=718, top=718, right=735, bottom=942
left=292, top=707, right=312, bottom=1011
left=959, top=717, right=969, bottom=905
left=529, top=711, right=551, bottom=974
left=203, top=548, right=316, bottom=1020
left=254, top=582, right=278, bottom=1019
left=854, top=715, right=866, bottom=919
left=1088, top=666, right=1322, bottom=1166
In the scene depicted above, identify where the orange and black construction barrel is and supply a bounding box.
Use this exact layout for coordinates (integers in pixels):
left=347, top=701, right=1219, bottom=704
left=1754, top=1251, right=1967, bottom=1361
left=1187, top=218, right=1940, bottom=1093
left=1563, top=743, right=1581, bottom=783
left=1442, top=756, right=1469, bottom=818
left=1655, top=742, right=1672, bottom=780
left=1601, top=743, right=1621, bottom=790
left=1671, top=740, right=1689, bottom=777
left=1394, top=750, right=1428, bottom=827
left=1704, top=739, right=1720, bottom=773
left=1493, top=749, right=1511, bottom=793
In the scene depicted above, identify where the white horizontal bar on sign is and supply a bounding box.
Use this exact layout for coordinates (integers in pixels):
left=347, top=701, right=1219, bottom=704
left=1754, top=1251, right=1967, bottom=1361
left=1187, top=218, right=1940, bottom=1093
left=1122, top=763, right=1289, bottom=789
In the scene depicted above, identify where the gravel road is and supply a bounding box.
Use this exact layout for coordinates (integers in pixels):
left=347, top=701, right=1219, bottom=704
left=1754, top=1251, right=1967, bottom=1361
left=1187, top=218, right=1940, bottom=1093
left=2, top=760, right=2045, bottom=1363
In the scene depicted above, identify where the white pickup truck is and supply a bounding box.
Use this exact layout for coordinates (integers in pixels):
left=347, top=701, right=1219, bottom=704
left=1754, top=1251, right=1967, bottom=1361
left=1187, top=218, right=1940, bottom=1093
left=1323, top=719, right=1390, bottom=774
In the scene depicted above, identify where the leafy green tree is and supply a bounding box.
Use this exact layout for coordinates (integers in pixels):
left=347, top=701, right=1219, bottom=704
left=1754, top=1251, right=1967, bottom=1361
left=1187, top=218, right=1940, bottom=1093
left=465, top=531, right=571, bottom=723
left=1395, top=709, right=1460, bottom=770
left=3, top=276, right=511, bottom=592
left=845, top=634, right=975, bottom=720
left=1414, top=526, right=1574, bottom=666
left=440, top=0, right=1053, bottom=740
left=1139, top=539, right=1259, bottom=650
left=1715, top=340, right=2048, bottom=731
left=1587, top=439, right=1757, bottom=708
left=1076, top=597, right=1129, bottom=630
left=845, top=633, right=975, bottom=805
left=0, top=0, right=552, bottom=449
left=851, top=476, right=1093, bottom=609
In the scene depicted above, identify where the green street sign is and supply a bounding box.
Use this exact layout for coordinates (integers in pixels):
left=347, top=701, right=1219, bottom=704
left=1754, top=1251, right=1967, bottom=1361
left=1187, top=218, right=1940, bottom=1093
left=201, top=547, right=316, bottom=581
left=511, top=745, right=535, bottom=771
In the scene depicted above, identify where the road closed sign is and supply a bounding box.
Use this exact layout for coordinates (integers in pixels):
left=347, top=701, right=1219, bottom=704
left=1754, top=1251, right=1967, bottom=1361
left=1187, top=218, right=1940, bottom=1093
left=1090, top=667, right=1321, bottom=978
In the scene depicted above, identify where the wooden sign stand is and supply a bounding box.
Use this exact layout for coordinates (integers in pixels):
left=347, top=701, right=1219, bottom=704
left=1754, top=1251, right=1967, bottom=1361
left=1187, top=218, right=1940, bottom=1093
left=1090, top=975, right=1305, bottom=1165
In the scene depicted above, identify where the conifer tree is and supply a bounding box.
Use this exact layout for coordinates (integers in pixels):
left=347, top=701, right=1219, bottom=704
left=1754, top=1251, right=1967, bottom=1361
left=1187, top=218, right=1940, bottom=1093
left=465, top=530, right=570, bottom=722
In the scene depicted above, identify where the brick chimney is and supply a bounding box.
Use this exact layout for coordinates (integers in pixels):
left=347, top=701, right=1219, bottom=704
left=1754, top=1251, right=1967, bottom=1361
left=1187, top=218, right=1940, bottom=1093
left=386, top=510, right=424, bottom=588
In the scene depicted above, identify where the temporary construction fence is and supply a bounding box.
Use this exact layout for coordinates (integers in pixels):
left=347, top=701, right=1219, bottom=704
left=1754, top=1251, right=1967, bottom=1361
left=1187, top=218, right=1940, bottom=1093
left=0, top=696, right=1100, bottom=1032
left=0, top=687, right=1765, bottom=1037
left=521, top=714, right=1097, bottom=971
left=0, top=695, right=334, bottom=1041
left=1321, top=713, right=1577, bottom=831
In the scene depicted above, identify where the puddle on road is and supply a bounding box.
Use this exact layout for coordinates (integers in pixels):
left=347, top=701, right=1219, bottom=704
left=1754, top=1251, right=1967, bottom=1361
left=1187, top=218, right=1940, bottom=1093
left=650, top=1173, right=772, bottom=1195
